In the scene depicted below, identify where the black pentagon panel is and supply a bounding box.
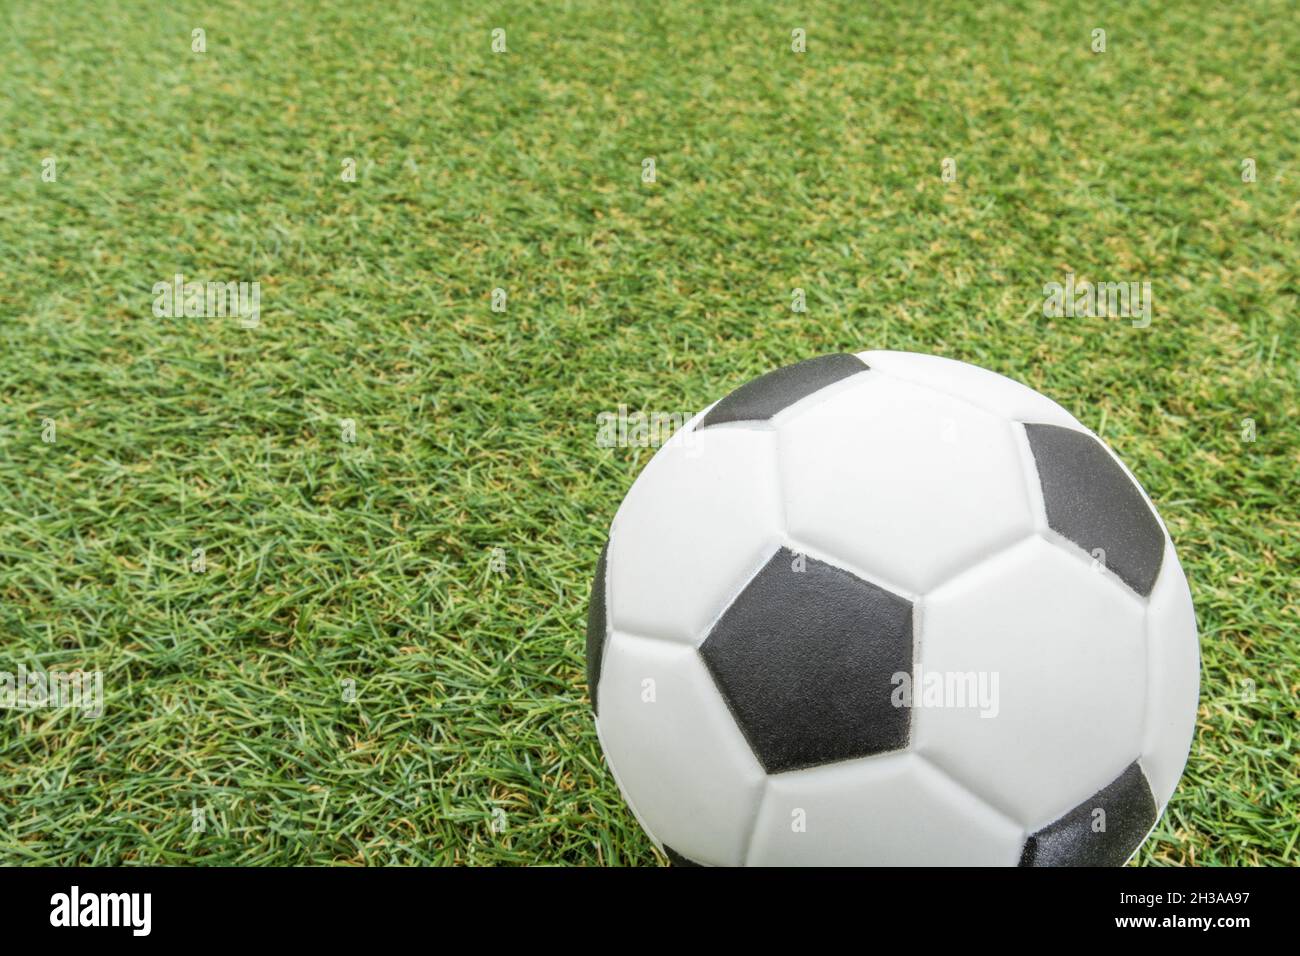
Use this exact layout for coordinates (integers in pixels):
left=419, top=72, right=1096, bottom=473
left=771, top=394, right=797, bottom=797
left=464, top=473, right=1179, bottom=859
left=696, top=353, right=869, bottom=430
left=700, top=547, right=913, bottom=774
left=1019, top=762, right=1158, bottom=867
left=1024, top=423, right=1164, bottom=597
left=585, top=542, right=610, bottom=715
left=662, top=844, right=702, bottom=867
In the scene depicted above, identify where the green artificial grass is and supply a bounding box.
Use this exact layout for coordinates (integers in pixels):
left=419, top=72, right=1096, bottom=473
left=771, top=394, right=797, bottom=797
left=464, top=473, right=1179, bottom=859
left=0, top=0, right=1296, bottom=866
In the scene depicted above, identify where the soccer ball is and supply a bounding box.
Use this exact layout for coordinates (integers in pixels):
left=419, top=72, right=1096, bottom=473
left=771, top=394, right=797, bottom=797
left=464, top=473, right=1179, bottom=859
left=586, top=351, right=1199, bottom=866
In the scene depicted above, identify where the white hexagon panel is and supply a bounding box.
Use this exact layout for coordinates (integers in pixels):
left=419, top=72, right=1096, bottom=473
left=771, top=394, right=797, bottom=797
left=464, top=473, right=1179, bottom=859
left=595, top=631, right=766, bottom=867
left=777, top=372, right=1035, bottom=594
left=858, top=349, right=1085, bottom=431
left=915, top=537, right=1148, bottom=834
left=606, top=422, right=783, bottom=646
left=747, top=752, right=1023, bottom=866
left=1142, top=539, right=1200, bottom=809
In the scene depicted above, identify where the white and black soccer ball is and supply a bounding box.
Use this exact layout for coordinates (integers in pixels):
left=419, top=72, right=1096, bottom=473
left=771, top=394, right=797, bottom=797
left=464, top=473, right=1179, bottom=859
left=586, top=351, right=1199, bottom=866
